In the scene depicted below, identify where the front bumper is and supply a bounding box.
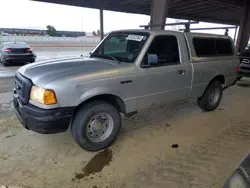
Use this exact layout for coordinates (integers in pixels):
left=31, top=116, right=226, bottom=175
left=13, top=97, right=75, bottom=134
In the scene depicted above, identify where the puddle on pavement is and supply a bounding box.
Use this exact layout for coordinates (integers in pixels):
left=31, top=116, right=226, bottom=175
left=75, top=149, right=113, bottom=180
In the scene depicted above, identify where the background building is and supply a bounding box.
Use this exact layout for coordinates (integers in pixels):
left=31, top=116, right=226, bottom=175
left=0, top=28, right=86, bottom=37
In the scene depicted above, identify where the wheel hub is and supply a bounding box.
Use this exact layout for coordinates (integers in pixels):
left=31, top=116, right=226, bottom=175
left=86, top=113, right=114, bottom=142
left=92, top=120, right=105, bottom=132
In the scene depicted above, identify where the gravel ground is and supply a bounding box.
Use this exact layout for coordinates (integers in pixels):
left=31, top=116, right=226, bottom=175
left=0, top=78, right=250, bottom=188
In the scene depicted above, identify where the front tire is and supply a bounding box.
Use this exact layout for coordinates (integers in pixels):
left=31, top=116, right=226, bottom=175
left=197, top=80, right=223, bottom=111
left=71, top=101, right=121, bottom=151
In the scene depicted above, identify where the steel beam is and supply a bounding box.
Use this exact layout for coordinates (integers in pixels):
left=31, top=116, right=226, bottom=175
left=236, top=0, right=250, bottom=52
left=196, top=0, right=242, bottom=9
left=150, top=0, right=169, bottom=29
left=100, top=9, right=104, bottom=40
left=33, top=0, right=243, bottom=25
left=234, top=26, right=238, bottom=43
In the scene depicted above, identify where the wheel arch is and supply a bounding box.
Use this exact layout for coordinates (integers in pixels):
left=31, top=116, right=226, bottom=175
left=210, top=75, right=225, bottom=85
left=198, top=74, right=225, bottom=99
left=205, top=74, right=225, bottom=91
left=75, top=94, right=127, bottom=115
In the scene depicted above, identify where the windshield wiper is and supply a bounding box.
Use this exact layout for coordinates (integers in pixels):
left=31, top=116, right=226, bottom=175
left=90, top=53, right=120, bottom=64
left=105, top=55, right=120, bottom=64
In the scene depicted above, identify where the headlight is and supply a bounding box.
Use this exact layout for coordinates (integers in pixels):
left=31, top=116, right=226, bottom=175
left=30, top=86, right=57, bottom=105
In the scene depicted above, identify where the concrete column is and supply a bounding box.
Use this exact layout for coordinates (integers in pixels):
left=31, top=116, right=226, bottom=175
left=236, top=0, right=250, bottom=52
left=100, top=9, right=104, bottom=40
left=150, top=0, right=169, bottom=29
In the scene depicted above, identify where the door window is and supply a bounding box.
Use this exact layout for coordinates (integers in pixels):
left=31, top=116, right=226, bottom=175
left=143, top=35, right=180, bottom=66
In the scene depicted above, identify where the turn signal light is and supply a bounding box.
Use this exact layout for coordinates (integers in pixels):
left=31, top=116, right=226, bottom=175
left=30, top=86, right=57, bottom=105
left=44, top=90, right=57, bottom=105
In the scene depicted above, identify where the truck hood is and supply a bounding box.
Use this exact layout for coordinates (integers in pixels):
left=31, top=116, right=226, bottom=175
left=18, top=57, right=119, bottom=87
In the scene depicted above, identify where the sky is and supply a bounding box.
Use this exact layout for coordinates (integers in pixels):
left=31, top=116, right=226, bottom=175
left=0, top=0, right=238, bottom=38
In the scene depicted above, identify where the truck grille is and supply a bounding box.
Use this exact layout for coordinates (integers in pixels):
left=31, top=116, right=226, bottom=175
left=239, top=57, right=250, bottom=65
left=14, top=72, right=32, bottom=105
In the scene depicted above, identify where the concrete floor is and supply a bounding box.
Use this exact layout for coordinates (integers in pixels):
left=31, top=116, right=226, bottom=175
left=0, top=78, right=250, bottom=188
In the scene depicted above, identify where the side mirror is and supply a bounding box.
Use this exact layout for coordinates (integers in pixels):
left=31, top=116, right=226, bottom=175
left=147, top=54, right=158, bottom=66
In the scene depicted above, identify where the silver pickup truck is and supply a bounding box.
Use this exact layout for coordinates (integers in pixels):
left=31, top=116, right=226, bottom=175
left=13, top=30, right=238, bottom=151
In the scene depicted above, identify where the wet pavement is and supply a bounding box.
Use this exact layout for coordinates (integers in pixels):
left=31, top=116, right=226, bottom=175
left=0, top=47, right=93, bottom=78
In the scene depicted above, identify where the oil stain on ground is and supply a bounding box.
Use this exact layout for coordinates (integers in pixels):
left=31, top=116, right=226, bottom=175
left=75, top=149, right=113, bottom=180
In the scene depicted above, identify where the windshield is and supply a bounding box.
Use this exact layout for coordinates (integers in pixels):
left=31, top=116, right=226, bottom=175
left=91, top=32, right=149, bottom=63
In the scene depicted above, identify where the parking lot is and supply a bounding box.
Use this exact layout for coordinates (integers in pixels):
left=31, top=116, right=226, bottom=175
left=0, top=46, right=93, bottom=78
left=1, top=64, right=250, bottom=188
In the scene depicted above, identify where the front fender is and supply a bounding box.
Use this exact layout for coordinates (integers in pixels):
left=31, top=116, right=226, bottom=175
left=77, top=86, right=124, bottom=106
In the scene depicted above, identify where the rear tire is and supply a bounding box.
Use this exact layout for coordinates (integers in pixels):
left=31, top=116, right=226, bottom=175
left=71, top=101, right=121, bottom=151
left=197, top=80, right=223, bottom=111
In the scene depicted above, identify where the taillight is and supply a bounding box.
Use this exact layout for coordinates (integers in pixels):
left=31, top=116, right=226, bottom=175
left=3, top=48, right=11, bottom=53
left=26, top=48, right=32, bottom=53
left=237, top=66, right=241, bottom=73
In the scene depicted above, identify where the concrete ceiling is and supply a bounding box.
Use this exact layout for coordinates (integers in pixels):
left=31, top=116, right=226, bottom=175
left=33, top=0, right=244, bottom=25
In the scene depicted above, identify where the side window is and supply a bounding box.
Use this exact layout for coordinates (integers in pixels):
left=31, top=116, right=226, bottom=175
left=215, top=39, right=233, bottom=55
left=193, top=38, right=216, bottom=56
left=145, top=35, right=180, bottom=66
left=193, top=37, right=233, bottom=57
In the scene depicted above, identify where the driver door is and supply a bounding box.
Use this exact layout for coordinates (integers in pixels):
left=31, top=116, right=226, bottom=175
left=136, top=34, right=191, bottom=109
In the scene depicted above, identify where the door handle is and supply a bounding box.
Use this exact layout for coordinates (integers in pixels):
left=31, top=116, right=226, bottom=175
left=177, top=70, right=185, bottom=75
